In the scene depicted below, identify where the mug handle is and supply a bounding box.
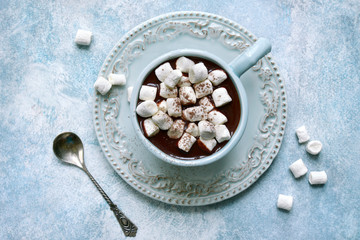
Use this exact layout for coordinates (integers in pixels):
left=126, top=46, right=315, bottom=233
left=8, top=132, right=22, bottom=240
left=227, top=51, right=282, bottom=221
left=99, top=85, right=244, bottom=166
left=229, top=38, right=272, bottom=77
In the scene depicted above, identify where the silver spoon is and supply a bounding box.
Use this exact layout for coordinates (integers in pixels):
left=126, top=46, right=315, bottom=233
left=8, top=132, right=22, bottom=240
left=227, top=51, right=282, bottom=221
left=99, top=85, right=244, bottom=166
left=53, top=132, right=138, bottom=237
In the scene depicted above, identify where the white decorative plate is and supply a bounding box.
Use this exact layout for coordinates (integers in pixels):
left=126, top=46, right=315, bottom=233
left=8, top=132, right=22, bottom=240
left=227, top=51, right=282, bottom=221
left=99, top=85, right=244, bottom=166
left=93, top=11, right=287, bottom=206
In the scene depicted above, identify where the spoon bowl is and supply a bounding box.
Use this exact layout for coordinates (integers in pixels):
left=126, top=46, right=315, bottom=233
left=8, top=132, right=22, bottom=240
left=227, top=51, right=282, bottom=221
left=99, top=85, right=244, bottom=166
left=53, top=132, right=84, bottom=169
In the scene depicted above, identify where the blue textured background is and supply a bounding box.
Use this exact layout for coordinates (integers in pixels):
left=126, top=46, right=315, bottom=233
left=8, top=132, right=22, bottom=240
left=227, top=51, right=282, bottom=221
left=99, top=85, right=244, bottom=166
left=1, top=0, right=359, bottom=239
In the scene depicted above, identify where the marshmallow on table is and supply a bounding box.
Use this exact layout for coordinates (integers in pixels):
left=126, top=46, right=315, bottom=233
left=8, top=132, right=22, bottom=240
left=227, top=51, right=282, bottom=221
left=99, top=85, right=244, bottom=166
left=208, top=70, right=227, bottom=86
left=164, top=69, right=182, bottom=89
left=152, top=111, right=173, bottom=130
left=178, top=133, right=197, bottom=152
left=215, top=125, right=231, bottom=143
left=177, top=76, right=192, bottom=87
left=198, top=120, right=216, bottom=140
left=127, top=86, right=133, bottom=102
left=108, top=73, right=126, bottom=86
left=176, top=57, right=195, bottom=73
left=309, top=171, right=327, bottom=185
left=157, top=100, right=167, bottom=112
left=185, top=123, right=199, bottom=137
left=198, top=137, right=217, bottom=152
left=167, top=98, right=182, bottom=117
left=143, top=119, right=159, bottom=137
left=75, top=29, right=92, bottom=46
left=212, top=87, right=232, bottom=107
left=289, top=159, right=308, bottom=178
left=306, top=140, right=323, bottom=155
left=182, top=106, right=207, bottom=122
left=94, top=76, right=112, bottom=95
left=139, top=85, right=157, bottom=101
left=194, top=80, right=213, bottom=99
left=167, top=120, right=185, bottom=139
left=296, top=126, right=310, bottom=143
left=189, top=62, right=208, bottom=84
left=277, top=194, right=293, bottom=211
left=179, top=86, right=196, bottom=105
left=159, top=83, right=178, bottom=98
left=199, top=97, right=214, bottom=113
left=155, top=62, right=173, bottom=82
left=136, top=100, right=158, bottom=118
left=208, top=110, right=228, bottom=125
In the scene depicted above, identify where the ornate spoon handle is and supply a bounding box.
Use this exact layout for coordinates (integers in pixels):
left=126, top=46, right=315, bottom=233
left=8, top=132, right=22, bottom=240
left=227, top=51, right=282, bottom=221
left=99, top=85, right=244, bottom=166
left=83, top=167, right=138, bottom=237
left=110, top=203, right=138, bottom=237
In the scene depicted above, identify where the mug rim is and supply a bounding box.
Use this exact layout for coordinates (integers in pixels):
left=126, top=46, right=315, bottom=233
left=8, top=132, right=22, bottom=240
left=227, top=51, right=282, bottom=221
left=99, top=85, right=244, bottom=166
left=130, top=49, right=249, bottom=167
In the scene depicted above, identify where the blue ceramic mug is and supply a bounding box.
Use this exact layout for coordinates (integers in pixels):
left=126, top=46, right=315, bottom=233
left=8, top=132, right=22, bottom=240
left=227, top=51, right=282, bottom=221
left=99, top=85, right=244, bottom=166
left=130, top=38, right=271, bottom=167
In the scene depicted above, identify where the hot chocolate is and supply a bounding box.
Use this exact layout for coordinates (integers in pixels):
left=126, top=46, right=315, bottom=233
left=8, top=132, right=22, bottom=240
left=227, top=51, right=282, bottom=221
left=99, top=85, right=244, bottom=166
left=136, top=56, right=241, bottom=160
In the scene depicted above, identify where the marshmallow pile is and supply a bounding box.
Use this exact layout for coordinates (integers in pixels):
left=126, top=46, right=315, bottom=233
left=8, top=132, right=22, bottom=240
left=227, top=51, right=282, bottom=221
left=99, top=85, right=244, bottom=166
left=136, top=56, right=234, bottom=153
left=296, top=126, right=323, bottom=155
left=277, top=126, right=328, bottom=212
left=293, top=125, right=327, bottom=184
left=94, top=73, right=127, bottom=95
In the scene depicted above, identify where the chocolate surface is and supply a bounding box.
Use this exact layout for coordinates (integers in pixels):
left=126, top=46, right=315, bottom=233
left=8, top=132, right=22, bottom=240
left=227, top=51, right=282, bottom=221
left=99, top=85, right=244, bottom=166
left=137, top=56, right=241, bottom=160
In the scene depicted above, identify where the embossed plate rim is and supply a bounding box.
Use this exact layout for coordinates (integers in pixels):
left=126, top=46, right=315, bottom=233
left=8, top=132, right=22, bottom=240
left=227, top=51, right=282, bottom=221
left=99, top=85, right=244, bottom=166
left=93, top=11, right=287, bottom=206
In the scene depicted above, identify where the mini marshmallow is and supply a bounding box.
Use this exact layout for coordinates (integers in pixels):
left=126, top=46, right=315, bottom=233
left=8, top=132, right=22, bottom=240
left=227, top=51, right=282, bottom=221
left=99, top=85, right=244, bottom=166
left=296, top=126, right=310, bottom=143
left=157, top=100, right=167, bottom=112
left=289, top=159, right=308, bottom=178
left=167, top=120, right=185, bottom=139
left=199, top=97, right=214, bottom=113
left=208, top=110, right=228, bottom=125
left=155, top=62, right=173, bottom=82
left=189, top=62, right=208, bottom=84
left=212, top=87, right=232, bottom=107
left=75, top=29, right=92, bottom=46
left=215, top=125, right=231, bottom=143
left=178, top=133, right=196, bottom=152
left=94, top=76, right=112, bottom=95
left=198, top=137, right=217, bottom=152
left=139, top=85, right=157, bottom=101
left=159, top=83, right=178, bottom=98
left=136, top=100, right=158, bottom=118
left=108, top=73, right=126, bottom=86
left=127, top=86, right=133, bottom=102
left=152, top=111, right=173, bottom=130
left=277, top=194, right=293, bottom=211
left=176, top=57, right=195, bottom=73
left=198, top=120, right=216, bottom=140
left=166, top=98, right=182, bottom=117
left=177, top=76, right=192, bottom=87
left=306, top=140, right=323, bottom=155
left=143, top=119, right=159, bottom=137
left=309, top=171, right=327, bottom=185
left=208, top=70, right=227, bottom=86
left=164, top=69, right=182, bottom=89
left=182, top=106, right=207, bottom=122
left=194, top=79, right=213, bottom=99
left=179, top=86, right=196, bottom=105
left=185, top=123, right=199, bottom=137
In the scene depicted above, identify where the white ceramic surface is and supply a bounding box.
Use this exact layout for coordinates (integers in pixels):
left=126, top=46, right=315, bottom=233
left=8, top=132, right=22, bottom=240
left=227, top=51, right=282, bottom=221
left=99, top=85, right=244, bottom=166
left=93, top=11, right=287, bottom=206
